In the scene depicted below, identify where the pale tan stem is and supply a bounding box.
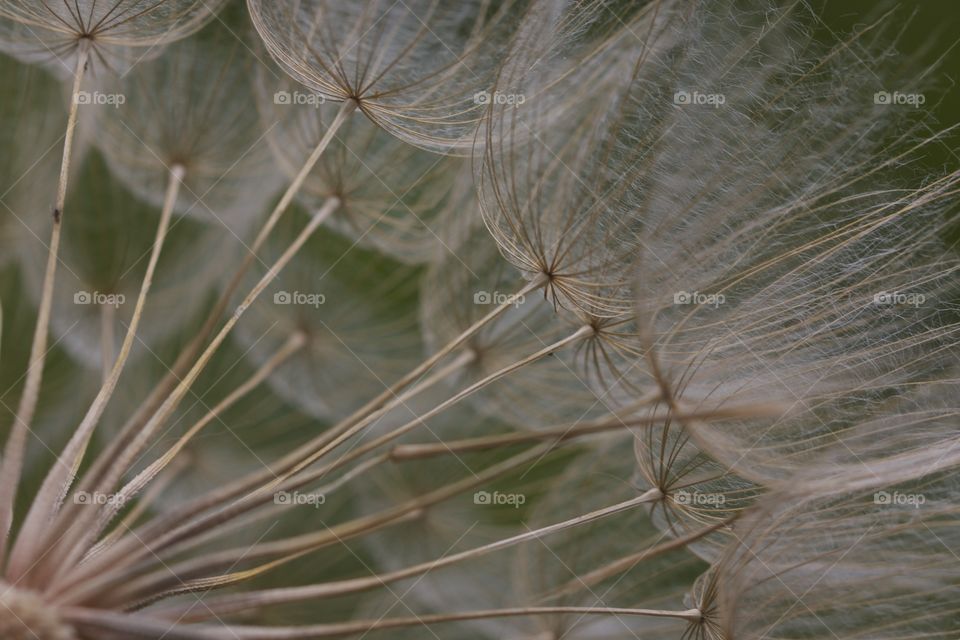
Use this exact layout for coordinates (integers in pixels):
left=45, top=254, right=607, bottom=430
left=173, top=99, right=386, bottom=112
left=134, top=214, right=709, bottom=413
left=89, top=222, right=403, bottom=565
left=71, top=101, right=356, bottom=511
left=389, top=401, right=790, bottom=460
left=82, top=352, right=473, bottom=574
left=120, top=452, right=391, bottom=602
left=88, top=280, right=542, bottom=565
left=63, top=605, right=702, bottom=639
left=153, top=489, right=663, bottom=620
left=77, top=197, right=340, bottom=542
left=51, top=332, right=306, bottom=583
left=6, top=164, right=184, bottom=581
left=545, top=520, right=733, bottom=600
left=55, top=443, right=554, bottom=606
left=313, top=278, right=539, bottom=444
left=147, top=325, right=595, bottom=565
left=0, top=41, right=90, bottom=566
left=114, top=334, right=306, bottom=505
left=122, top=320, right=577, bottom=571
left=303, top=325, right=595, bottom=473
left=253, top=100, right=355, bottom=258
left=247, top=275, right=550, bottom=485
left=85, top=456, right=189, bottom=562
left=99, top=303, right=116, bottom=383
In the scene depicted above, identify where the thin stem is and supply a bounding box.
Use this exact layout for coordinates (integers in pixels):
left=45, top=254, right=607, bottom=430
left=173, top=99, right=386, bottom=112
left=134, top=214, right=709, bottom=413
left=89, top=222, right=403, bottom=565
left=84, top=457, right=189, bottom=564
left=69, top=197, right=341, bottom=548
left=40, top=194, right=340, bottom=582
left=389, top=401, right=789, bottom=460
left=6, top=163, right=185, bottom=583
left=265, top=274, right=552, bottom=477
left=311, top=324, right=595, bottom=471
left=119, top=333, right=306, bottom=505
left=121, top=452, right=390, bottom=595
left=215, top=399, right=780, bottom=561
left=0, top=40, right=90, bottom=567
left=188, top=99, right=357, bottom=366
left=319, top=276, right=550, bottom=433
left=54, top=443, right=555, bottom=606
left=144, top=323, right=594, bottom=564
left=63, top=606, right=702, bottom=639
left=252, top=100, right=357, bottom=262
left=71, top=100, right=357, bottom=512
left=49, top=332, right=307, bottom=584
left=545, top=519, right=733, bottom=601
left=153, top=489, right=663, bottom=620
left=99, top=303, right=116, bottom=384
left=96, top=279, right=543, bottom=563
left=81, top=350, right=476, bottom=575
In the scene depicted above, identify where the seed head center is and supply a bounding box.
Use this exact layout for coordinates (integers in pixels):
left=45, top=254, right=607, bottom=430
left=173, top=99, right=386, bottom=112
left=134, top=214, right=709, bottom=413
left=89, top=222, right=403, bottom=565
left=0, top=583, right=76, bottom=640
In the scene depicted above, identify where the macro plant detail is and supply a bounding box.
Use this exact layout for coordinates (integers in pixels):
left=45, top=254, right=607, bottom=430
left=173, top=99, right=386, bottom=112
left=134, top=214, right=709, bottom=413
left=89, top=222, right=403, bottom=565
left=0, top=0, right=957, bottom=639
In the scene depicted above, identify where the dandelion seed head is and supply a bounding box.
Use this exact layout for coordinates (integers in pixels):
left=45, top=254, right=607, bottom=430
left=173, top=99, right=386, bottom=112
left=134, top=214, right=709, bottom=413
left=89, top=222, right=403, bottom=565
left=0, top=0, right=225, bottom=74
left=248, top=0, right=529, bottom=152
left=0, top=1, right=957, bottom=638
left=256, top=66, right=468, bottom=263
left=91, top=22, right=282, bottom=231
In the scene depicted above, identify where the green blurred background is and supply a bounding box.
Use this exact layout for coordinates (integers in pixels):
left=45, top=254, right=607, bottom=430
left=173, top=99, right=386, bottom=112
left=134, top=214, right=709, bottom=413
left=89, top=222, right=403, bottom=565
left=815, top=0, right=960, bottom=171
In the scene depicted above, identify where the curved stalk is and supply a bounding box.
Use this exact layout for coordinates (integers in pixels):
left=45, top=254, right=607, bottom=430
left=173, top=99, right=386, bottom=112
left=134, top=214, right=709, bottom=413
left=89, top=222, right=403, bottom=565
left=389, top=401, right=790, bottom=460
left=295, top=325, right=595, bottom=477
left=80, top=351, right=476, bottom=575
left=104, top=322, right=586, bottom=570
left=6, top=162, right=184, bottom=582
left=0, top=40, right=91, bottom=567
left=99, top=303, right=116, bottom=383
left=64, top=605, right=702, bottom=639
left=545, top=519, right=734, bottom=601
left=53, top=443, right=555, bottom=606
left=153, top=489, right=663, bottom=620
left=81, top=280, right=543, bottom=567
left=47, top=332, right=307, bottom=584
left=72, top=101, right=357, bottom=512
left=78, top=197, right=341, bottom=525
